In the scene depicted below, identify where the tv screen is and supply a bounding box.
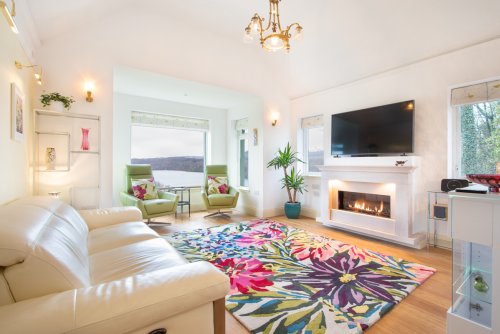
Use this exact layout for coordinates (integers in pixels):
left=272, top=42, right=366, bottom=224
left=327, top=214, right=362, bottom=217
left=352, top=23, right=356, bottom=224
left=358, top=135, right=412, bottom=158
left=331, top=100, right=414, bottom=156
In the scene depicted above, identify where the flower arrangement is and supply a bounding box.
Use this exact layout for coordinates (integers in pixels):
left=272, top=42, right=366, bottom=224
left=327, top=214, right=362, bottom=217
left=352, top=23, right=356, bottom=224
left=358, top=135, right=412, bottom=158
left=40, top=92, right=75, bottom=110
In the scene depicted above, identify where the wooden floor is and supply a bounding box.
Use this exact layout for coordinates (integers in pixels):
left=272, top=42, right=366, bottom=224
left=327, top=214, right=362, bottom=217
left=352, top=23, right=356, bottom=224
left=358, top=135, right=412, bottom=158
left=151, top=211, right=451, bottom=334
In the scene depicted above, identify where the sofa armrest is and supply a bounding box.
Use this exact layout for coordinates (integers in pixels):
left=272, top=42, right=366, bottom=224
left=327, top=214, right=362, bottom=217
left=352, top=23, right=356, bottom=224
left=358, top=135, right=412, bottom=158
left=0, top=262, right=229, bottom=334
left=79, top=206, right=143, bottom=230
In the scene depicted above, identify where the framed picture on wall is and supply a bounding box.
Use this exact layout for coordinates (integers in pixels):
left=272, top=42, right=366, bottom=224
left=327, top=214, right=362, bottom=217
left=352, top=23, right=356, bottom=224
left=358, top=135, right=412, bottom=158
left=11, top=83, right=24, bottom=142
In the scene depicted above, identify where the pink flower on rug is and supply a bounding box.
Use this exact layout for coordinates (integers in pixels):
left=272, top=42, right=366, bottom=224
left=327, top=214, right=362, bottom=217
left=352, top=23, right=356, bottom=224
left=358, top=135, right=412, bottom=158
left=234, top=224, right=286, bottom=246
left=214, top=257, right=273, bottom=294
left=289, top=233, right=337, bottom=261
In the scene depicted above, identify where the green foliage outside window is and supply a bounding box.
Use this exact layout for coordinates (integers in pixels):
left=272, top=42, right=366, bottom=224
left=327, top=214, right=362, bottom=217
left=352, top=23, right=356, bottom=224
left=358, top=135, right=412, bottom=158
left=460, top=101, right=500, bottom=175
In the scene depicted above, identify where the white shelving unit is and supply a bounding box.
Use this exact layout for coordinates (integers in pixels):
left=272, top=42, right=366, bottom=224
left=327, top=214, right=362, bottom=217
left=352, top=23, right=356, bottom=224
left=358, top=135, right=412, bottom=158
left=447, top=191, right=500, bottom=334
left=33, top=109, right=101, bottom=209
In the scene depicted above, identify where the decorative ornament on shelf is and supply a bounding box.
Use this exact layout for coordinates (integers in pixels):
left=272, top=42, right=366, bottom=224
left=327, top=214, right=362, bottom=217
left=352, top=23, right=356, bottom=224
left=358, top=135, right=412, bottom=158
left=40, top=92, right=75, bottom=111
left=46, top=147, right=56, bottom=170
left=244, top=0, right=303, bottom=53
left=473, top=273, right=489, bottom=293
left=81, top=128, right=90, bottom=151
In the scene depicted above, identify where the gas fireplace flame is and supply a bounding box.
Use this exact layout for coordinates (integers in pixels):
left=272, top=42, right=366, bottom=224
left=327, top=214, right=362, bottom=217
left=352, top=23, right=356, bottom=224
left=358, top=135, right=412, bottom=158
left=350, top=200, right=384, bottom=215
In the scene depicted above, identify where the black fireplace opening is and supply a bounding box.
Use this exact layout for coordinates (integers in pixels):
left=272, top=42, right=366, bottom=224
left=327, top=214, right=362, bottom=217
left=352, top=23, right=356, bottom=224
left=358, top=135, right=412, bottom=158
left=338, top=191, right=391, bottom=218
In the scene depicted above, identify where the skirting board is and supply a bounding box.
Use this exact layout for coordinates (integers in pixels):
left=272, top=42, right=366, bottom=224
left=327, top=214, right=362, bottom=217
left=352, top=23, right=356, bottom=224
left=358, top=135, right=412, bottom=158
left=323, top=221, right=427, bottom=249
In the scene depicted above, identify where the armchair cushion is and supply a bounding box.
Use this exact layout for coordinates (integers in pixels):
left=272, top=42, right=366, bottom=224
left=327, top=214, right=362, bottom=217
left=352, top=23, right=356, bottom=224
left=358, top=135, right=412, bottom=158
left=207, top=194, right=236, bottom=206
left=207, top=176, right=229, bottom=194
left=131, top=178, right=158, bottom=200
left=144, top=199, right=176, bottom=215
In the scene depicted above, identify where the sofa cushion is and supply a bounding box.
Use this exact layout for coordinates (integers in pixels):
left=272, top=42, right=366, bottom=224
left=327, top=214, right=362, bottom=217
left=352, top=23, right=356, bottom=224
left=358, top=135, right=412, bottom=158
left=88, top=221, right=160, bottom=254
left=90, top=238, right=187, bottom=284
left=207, top=194, right=235, bottom=206
left=144, top=199, right=175, bottom=215
left=0, top=197, right=90, bottom=302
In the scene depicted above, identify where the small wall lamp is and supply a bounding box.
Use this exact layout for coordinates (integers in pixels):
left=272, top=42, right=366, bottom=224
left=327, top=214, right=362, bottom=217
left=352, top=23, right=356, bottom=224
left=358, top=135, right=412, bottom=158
left=0, top=0, right=18, bottom=34
left=271, top=111, right=280, bottom=126
left=15, top=60, right=42, bottom=85
left=84, top=81, right=94, bottom=102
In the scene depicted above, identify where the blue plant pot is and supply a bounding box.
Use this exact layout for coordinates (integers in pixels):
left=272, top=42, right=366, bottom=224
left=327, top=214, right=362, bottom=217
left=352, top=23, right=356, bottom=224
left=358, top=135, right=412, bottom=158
left=284, top=202, right=301, bottom=219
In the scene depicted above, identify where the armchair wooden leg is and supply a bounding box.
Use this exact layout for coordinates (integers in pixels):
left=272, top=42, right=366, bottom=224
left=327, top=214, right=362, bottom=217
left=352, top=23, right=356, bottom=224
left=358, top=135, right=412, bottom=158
left=213, top=298, right=225, bottom=334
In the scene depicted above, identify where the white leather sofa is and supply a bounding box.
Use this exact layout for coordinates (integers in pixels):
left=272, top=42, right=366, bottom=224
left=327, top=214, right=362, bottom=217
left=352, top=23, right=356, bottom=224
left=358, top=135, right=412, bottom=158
left=0, top=197, right=229, bottom=334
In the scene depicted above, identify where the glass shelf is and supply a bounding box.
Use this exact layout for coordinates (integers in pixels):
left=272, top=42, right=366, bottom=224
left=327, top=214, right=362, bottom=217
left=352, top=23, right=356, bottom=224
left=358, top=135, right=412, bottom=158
left=70, top=150, right=100, bottom=154
left=456, top=270, right=492, bottom=305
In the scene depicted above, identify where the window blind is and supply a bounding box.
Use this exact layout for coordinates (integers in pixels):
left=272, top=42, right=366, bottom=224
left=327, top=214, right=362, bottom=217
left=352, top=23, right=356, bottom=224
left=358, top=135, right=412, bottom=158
left=301, top=115, right=324, bottom=129
left=235, top=118, right=249, bottom=130
left=451, top=79, right=500, bottom=106
left=131, top=111, right=209, bottom=131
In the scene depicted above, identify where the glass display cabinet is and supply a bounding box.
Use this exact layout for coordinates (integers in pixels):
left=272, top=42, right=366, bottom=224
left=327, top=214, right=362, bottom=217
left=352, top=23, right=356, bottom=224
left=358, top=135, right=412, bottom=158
left=447, top=191, right=499, bottom=334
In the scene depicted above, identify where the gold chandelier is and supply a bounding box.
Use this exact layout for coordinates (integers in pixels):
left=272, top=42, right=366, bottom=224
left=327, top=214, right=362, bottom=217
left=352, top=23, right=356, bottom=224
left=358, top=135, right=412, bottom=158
left=244, top=0, right=303, bottom=53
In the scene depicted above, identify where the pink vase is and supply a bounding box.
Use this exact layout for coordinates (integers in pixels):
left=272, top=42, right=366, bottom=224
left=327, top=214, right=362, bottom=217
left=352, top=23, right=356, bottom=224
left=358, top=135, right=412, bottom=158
left=81, top=128, right=90, bottom=151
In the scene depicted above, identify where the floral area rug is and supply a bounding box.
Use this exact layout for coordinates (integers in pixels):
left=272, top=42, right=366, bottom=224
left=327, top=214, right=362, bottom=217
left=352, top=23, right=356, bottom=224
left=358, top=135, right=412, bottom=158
left=164, top=219, right=435, bottom=334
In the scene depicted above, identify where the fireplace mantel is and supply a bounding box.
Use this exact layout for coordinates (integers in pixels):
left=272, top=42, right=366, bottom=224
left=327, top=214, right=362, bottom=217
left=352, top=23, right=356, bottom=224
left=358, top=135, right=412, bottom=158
left=318, top=162, right=425, bottom=248
left=318, top=165, right=416, bottom=174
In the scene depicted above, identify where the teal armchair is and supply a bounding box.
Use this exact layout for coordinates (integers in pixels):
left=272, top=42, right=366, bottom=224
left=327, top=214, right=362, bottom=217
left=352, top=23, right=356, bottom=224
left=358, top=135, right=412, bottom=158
left=120, top=164, right=179, bottom=224
left=201, top=165, right=239, bottom=218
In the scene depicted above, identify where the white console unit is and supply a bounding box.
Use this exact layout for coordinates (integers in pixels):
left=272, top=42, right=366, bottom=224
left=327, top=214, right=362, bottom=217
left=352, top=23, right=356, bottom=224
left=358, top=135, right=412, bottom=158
left=447, top=191, right=500, bottom=334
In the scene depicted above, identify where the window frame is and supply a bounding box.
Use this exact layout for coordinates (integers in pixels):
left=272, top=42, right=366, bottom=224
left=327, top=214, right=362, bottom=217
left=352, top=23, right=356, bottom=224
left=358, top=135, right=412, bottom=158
left=449, top=77, right=500, bottom=178
left=129, top=124, right=208, bottom=188
left=301, top=119, right=324, bottom=177
left=237, top=128, right=249, bottom=189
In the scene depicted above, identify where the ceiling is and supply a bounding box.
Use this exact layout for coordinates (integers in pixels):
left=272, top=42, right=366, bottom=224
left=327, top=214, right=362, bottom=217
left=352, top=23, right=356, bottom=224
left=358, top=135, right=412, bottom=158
left=113, top=66, right=260, bottom=110
left=24, top=0, right=500, bottom=98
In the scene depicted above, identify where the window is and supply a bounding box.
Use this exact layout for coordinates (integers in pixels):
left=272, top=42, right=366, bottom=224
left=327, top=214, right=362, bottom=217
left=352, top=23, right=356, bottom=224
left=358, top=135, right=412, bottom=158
left=301, top=115, right=324, bottom=173
left=451, top=81, right=500, bottom=177
left=236, top=118, right=249, bottom=187
left=130, top=112, right=208, bottom=187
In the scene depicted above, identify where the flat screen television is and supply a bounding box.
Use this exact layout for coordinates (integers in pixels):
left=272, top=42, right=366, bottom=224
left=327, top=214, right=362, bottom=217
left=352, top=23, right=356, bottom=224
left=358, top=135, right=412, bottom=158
left=331, top=100, right=414, bottom=156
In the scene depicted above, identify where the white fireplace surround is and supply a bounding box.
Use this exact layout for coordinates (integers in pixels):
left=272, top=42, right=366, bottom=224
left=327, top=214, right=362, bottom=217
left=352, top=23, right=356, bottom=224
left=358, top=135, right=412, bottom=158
left=319, top=160, right=425, bottom=248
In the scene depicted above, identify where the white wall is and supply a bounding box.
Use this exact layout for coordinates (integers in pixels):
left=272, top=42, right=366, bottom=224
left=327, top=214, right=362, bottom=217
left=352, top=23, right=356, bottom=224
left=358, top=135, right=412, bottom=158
left=34, top=6, right=291, bottom=210
left=0, top=19, right=33, bottom=204
left=113, top=93, right=227, bottom=209
left=227, top=99, right=265, bottom=216
left=292, top=38, right=500, bottom=240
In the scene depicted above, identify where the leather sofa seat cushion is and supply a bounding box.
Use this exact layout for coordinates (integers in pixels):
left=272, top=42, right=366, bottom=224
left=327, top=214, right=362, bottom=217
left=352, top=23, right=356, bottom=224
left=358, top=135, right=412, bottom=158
left=207, top=194, right=235, bottom=206
left=88, top=222, right=159, bottom=254
left=90, top=238, right=187, bottom=284
left=144, top=199, right=175, bottom=215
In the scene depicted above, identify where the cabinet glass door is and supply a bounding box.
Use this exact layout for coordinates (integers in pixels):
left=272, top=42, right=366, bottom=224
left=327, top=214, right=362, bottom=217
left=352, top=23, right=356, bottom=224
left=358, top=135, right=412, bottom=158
left=452, top=239, right=492, bottom=328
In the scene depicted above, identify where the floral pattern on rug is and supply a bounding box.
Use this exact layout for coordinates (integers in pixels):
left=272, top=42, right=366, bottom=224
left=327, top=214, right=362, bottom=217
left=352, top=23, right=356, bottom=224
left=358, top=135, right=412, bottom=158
left=165, top=219, right=435, bottom=334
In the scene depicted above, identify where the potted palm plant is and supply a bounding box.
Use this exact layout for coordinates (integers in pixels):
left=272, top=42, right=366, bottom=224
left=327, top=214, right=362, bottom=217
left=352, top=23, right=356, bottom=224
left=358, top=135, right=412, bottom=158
left=267, top=143, right=307, bottom=219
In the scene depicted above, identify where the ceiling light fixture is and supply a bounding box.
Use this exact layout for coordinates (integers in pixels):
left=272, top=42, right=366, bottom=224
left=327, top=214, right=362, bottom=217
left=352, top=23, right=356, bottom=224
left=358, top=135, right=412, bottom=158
left=0, top=0, right=18, bottom=34
left=244, top=0, right=303, bottom=53
left=15, top=60, right=43, bottom=85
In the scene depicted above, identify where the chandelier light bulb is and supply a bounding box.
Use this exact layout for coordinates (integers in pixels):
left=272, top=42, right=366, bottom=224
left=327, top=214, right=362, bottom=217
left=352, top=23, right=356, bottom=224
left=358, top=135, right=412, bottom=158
left=294, top=26, right=303, bottom=40
left=243, top=28, right=254, bottom=44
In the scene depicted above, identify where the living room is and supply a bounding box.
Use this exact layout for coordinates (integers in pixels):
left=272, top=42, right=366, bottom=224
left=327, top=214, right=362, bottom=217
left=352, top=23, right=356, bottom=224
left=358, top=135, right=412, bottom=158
left=1, top=1, right=500, bottom=333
